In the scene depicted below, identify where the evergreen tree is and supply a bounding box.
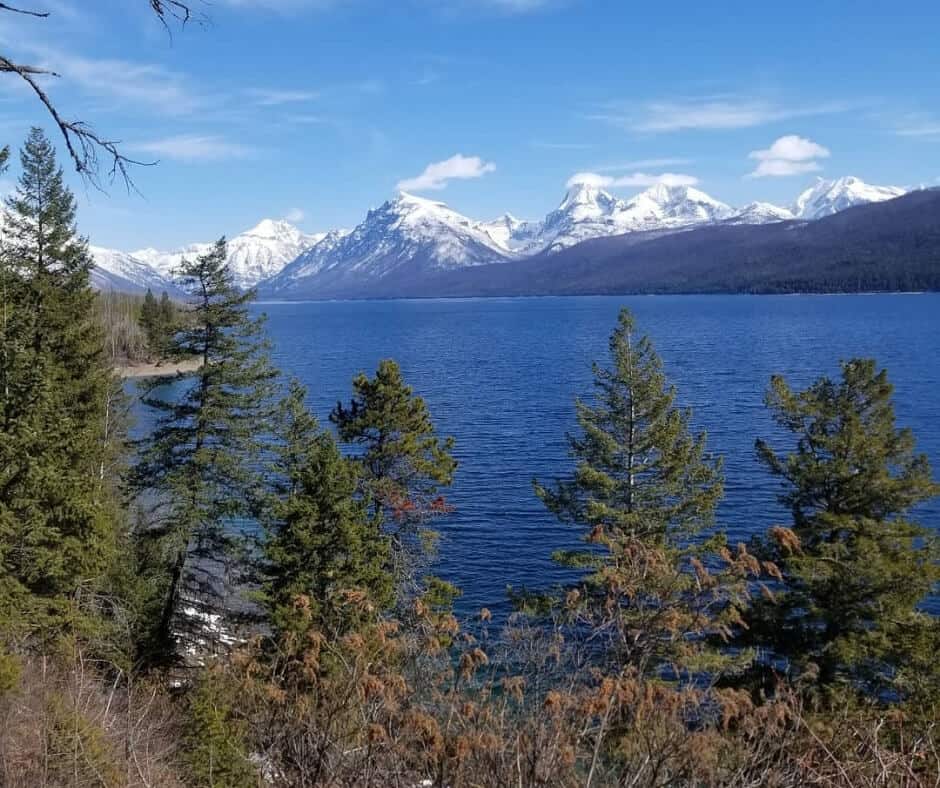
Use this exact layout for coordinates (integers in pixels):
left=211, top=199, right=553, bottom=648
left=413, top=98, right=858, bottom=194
left=330, top=359, right=456, bottom=595
left=131, top=239, right=279, bottom=664
left=261, top=380, right=392, bottom=639
left=0, top=128, right=125, bottom=648
left=748, top=359, right=940, bottom=704
left=138, top=289, right=177, bottom=361
left=158, top=290, right=176, bottom=356
left=534, top=309, right=751, bottom=678
left=139, top=287, right=159, bottom=354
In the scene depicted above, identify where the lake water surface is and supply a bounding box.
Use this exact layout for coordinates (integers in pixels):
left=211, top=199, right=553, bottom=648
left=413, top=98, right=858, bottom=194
left=251, top=294, right=940, bottom=618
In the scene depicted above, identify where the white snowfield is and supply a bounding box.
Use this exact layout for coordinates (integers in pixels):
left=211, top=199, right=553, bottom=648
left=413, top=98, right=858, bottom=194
left=90, top=176, right=909, bottom=295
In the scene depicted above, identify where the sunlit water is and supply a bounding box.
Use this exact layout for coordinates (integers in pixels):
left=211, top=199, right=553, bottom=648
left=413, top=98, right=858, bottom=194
left=133, top=294, right=940, bottom=618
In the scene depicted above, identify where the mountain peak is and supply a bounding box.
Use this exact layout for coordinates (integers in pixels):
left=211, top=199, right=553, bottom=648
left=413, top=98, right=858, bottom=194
left=793, top=176, right=906, bottom=219
left=245, top=218, right=298, bottom=237
left=559, top=181, right=618, bottom=211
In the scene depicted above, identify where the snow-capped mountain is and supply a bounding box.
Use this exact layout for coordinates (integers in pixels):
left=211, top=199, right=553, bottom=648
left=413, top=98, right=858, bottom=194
left=90, top=246, right=183, bottom=295
left=263, top=228, right=350, bottom=295
left=90, top=175, right=912, bottom=299
left=726, top=201, right=795, bottom=225
left=266, top=192, right=510, bottom=295
left=132, top=218, right=321, bottom=290
left=793, top=177, right=906, bottom=220
left=486, top=182, right=736, bottom=255
left=478, top=213, right=542, bottom=253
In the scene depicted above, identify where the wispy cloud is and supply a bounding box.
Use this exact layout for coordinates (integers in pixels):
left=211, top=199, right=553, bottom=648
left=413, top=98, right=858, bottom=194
left=529, top=140, right=593, bottom=150
left=895, top=117, right=940, bottom=140
left=566, top=171, right=699, bottom=189
left=247, top=88, right=320, bottom=106
left=29, top=47, right=202, bottom=115
left=397, top=153, right=496, bottom=191
left=591, top=97, right=852, bottom=133
left=283, top=208, right=305, bottom=222
left=747, top=134, right=829, bottom=178
left=129, top=134, right=256, bottom=162
left=594, top=157, right=692, bottom=172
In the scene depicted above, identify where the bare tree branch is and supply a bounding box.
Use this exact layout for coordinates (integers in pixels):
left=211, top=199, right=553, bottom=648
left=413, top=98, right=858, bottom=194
left=0, top=55, right=156, bottom=191
left=0, top=1, right=201, bottom=190
left=0, top=2, right=49, bottom=17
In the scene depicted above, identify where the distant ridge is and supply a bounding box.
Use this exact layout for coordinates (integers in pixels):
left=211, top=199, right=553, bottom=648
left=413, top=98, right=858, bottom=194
left=87, top=176, right=924, bottom=298
left=306, top=188, right=940, bottom=298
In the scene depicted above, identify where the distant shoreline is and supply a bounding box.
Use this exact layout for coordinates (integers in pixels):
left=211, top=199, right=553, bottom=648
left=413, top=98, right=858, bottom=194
left=117, top=358, right=202, bottom=379
left=254, top=290, right=932, bottom=306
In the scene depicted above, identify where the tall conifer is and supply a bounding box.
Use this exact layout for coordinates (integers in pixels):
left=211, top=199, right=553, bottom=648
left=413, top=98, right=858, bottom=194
left=534, top=309, right=752, bottom=678
left=748, top=360, right=940, bottom=705
left=261, top=380, right=392, bottom=638
left=330, top=359, right=456, bottom=596
left=0, top=128, right=124, bottom=646
left=132, top=239, right=279, bottom=663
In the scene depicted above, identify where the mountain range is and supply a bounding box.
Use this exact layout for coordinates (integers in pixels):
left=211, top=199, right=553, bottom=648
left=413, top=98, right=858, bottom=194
left=90, top=176, right=922, bottom=298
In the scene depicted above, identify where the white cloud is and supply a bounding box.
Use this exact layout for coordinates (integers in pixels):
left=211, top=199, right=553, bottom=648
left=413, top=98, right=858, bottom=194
left=247, top=88, right=320, bottom=106
left=283, top=208, right=305, bottom=222
left=129, top=134, right=255, bottom=162
left=592, top=97, right=851, bottom=133
left=747, top=134, right=830, bottom=178
left=397, top=153, right=496, bottom=191
left=566, top=171, right=699, bottom=189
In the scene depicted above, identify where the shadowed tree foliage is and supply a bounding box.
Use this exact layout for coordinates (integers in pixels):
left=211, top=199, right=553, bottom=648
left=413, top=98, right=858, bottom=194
left=747, top=359, right=940, bottom=707
left=138, top=288, right=178, bottom=361
left=261, top=380, right=392, bottom=639
left=131, top=239, right=279, bottom=665
left=534, top=309, right=755, bottom=679
left=0, top=129, right=126, bottom=650
left=330, top=359, right=456, bottom=596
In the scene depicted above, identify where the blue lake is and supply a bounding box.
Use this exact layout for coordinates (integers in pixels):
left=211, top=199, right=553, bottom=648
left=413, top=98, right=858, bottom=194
left=133, top=295, right=940, bottom=617
left=240, top=294, right=940, bottom=618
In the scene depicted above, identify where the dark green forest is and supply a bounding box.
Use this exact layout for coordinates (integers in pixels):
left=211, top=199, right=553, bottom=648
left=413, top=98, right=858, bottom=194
left=1, top=130, right=939, bottom=786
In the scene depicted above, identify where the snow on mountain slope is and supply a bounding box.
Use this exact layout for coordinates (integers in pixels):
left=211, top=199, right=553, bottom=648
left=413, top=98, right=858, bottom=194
left=89, top=174, right=912, bottom=298
left=263, top=228, right=350, bottom=295
left=726, top=201, right=795, bottom=225
left=478, top=213, right=542, bottom=253
left=261, top=193, right=511, bottom=297
left=503, top=182, right=735, bottom=254
left=89, top=246, right=182, bottom=295
left=793, top=177, right=906, bottom=220
left=132, top=219, right=320, bottom=289
left=225, top=219, right=322, bottom=288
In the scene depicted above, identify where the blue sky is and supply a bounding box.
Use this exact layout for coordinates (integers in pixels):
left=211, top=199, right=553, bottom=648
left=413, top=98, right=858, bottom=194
left=1, top=0, right=938, bottom=249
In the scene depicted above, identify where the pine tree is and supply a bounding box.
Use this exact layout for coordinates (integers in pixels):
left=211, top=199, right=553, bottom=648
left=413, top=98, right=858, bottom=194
left=138, top=289, right=177, bottom=361
left=330, top=359, right=456, bottom=595
left=261, top=380, right=392, bottom=639
left=533, top=309, right=752, bottom=678
left=139, top=288, right=159, bottom=357
left=131, top=238, right=279, bottom=664
left=0, top=128, right=125, bottom=648
left=157, top=290, right=176, bottom=357
left=748, top=359, right=940, bottom=704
